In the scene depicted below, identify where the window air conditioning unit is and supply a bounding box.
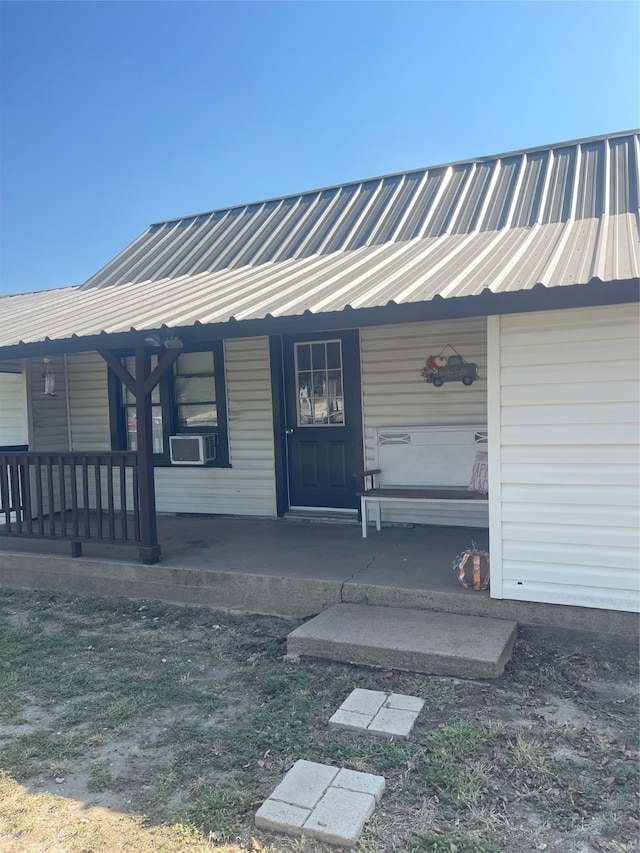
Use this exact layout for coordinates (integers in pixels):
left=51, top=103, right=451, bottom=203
left=169, top=434, right=217, bottom=465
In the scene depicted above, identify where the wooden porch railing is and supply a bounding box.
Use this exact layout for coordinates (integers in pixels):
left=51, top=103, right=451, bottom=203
left=0, top=451, right=143, bottom=558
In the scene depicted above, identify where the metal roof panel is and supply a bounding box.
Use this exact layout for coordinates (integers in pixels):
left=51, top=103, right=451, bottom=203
left=2, top=132, right=638, bottom=351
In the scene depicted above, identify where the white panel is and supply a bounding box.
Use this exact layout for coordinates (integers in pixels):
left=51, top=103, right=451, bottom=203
left=501, top=360, right=638, bottom=386
left=154, top=337, right=277, bottom=517
left=502, top=503, right=637, bottom=528
left=376, top=425, right=487, bottom=488
left=500, top=423, right=637, bottom=445
left=501, top=402, right=638, bottom=426
left=501, top=462, right=638, bottom=486
left=361, top=318, right=488, bottom=527
left=504, top=521, right=639, bottom=549
left=0, top=370, right=28, bottom=445
left=501, top=483, right=637, bottom=507
left=501, top=579, right=636, bottom=612
left=497, top=304, right=640, bottom=612
left=501, top=444, right=635, bottom=464
left=501, top=378, right=637, bottom=406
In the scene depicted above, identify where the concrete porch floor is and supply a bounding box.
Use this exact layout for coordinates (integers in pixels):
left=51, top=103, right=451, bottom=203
left=0, top=514, right=636, bottom=637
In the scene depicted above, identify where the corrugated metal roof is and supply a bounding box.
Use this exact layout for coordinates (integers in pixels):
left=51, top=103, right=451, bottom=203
left=1, top=131, right=639, bottom=350
left=81, top=131, right=639, bottom=291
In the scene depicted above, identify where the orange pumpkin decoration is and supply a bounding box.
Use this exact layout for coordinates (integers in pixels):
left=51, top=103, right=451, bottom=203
left=453, top=546, right=490, bottom=591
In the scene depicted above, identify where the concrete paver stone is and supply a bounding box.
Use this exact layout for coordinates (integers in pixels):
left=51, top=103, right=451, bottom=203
left=329, top=687, right=424, bottom=738
left=340, top=688, right=387, bottom=715
left=254, top=799, right=310, bottom=835
left=368, top=706, right=420, bottom=738
left=269, top=759, right=338, bottom=809
left=302, top=787, right=376, bottom=847
left=333, top=768, right=386, bottom=802
left=255, top=759, right=384, bottom=847
left=328, top=707, right=374, bottom=731
left=385, top=693, right=425, bottom=713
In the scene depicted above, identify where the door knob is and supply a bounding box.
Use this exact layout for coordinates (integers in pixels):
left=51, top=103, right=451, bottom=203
left=285, top=428, right=294, bottom=436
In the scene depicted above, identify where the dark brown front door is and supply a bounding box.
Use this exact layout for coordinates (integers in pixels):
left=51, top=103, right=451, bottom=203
left=283, top=330, right=363, bottom=509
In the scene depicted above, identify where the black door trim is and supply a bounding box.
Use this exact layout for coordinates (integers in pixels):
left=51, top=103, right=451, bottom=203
left=269, top=335, right=288, bottom=517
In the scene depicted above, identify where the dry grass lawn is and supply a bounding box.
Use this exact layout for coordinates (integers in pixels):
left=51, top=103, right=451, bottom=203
left=0, top=588, right=638, bottom=852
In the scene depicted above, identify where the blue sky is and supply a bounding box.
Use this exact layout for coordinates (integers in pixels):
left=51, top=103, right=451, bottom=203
left=1, top=1, right=638, bottom=296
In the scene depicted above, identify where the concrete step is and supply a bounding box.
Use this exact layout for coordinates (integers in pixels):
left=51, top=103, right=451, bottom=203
left=287, top=603, right=518, bottom=679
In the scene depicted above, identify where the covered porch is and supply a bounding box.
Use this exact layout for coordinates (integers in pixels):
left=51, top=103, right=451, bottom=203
left=0, top=513, right=635, bottom=637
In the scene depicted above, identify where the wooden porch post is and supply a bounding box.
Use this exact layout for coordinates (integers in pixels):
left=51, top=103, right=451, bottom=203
left=100, top=343, right=182, bottom=565
left=134, top=346, right=160, bottom=565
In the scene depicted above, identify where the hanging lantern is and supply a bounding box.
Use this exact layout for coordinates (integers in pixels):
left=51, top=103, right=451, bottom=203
left=452, top=544, right=490, bottom=591
left=43, top=357, right=56, bottom=396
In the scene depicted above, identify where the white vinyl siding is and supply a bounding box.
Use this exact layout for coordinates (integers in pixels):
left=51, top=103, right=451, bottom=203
left=66, top=352, right=111, bottom=450
left=27, top=353, right=111, bottom=452
left=0, top=367, right=28, bottom=446
left=490, top=304, right=639, bottom=612
left=28, top=355, right=69, bottom=451
left=155, top=337, right=277, bottom=516
left=360, top=317, right=488, bottom=527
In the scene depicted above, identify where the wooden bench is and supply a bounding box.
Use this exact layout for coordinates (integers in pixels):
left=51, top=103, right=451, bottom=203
left=355, top=424, right=488, bottom=538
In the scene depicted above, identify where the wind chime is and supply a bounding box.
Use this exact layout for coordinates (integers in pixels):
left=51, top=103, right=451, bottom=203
left=42, top=356, right=56, bottom=396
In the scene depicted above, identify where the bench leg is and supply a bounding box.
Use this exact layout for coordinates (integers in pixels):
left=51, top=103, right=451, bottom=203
left=375, top=500, right=382, bottom=532
left=361, top=496, right=368, bottom=538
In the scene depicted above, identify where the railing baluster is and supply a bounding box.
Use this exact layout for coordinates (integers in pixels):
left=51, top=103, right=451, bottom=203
left=106, top=458, right=116, bottom=541
left=9, top=460, right=22, bottom=534
left=46, top=457, right=56, bottom=536
left=132, top=457, right=140, bottom=542
left=95, top=460, right=103, bottom=540
left=82, top=459, right=91, bottom=539
left=58, top=456, right=67, bottom=538
left=36, top=458, right=44, bottom=536
left=118, top=455, right=128, bottom=541
left=70, top=458, right=79, bottom=539
left=21, top=457, right=33, bottom=534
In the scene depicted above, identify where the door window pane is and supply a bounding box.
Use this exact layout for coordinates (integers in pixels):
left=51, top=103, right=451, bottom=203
left=311, top=343, right=326, bottom=369
left=296, top=344, right=311, bottom=371
left=312, top=371, right=326, bottom=396
left=295, top=340, right=344, bottom=426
